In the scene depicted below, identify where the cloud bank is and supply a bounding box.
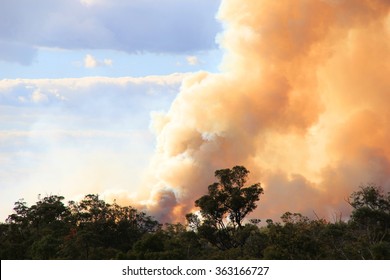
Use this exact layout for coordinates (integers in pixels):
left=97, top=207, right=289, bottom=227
left=0, top=0, right=221, bottom=64
left=146, top=0, right=390, bottom=222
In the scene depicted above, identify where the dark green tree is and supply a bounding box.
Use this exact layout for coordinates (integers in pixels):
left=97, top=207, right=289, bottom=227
left=3, top=195, right=71, bottom=259
left=263, top=213, right=329, bottom=259
left=187, top=166, right=263, bottom=250
left=194, top=166, right=263, bottom=229
left=61, top=194, right=160, bottom=259
left=347, top=184, right=390, bottom=259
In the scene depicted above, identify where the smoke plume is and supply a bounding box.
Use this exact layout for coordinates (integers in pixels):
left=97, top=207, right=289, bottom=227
left=146, top=0, right=390, bottom=222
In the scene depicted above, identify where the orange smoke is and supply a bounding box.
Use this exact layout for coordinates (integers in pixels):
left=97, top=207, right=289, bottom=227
left=147, top=0, right=390, bottom=222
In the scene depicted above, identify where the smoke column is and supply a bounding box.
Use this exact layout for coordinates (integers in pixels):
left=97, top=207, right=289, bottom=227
left=145, top=0, right=390, bottom=222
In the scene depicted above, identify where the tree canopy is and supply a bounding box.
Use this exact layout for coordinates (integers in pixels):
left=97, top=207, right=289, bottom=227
left=194, top=166, right=263, bottom=229
left=1, top=168, right=389, bottom=260
left=186, top=166, right=263, bottom=250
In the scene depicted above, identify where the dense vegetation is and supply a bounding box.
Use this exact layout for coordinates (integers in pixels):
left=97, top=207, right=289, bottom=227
left=1, top=166, right=390, bottom=260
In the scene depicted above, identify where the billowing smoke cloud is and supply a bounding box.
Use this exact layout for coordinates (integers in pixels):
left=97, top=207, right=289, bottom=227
left=146, top=0, right=390, bottom=222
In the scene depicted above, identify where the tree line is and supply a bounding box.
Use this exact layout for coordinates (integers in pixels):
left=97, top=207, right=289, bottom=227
left=1, top=166, right=389, bottom=259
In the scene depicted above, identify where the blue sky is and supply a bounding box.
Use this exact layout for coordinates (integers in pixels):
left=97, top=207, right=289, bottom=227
left=0, top=0, right=223, bottom=221
left=1, top=49, right=223, bottom=78
left=0, top=0, right=223, bottom=78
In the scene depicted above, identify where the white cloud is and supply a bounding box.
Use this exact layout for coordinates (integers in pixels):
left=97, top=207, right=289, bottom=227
left=0, top=74, right=187, bottom=122
left=186, top=56, right=200, bottom=66
left=84, top=54, right=98, bottom=68
left=84, top=54, right=112, bottom=68
left=103, top=58, right=113, bottom=66
left=31, top=90, right=48, bottom=103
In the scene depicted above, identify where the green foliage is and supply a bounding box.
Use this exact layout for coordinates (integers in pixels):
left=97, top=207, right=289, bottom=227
left=264, top=213, right=329, bottom=259
left=347, top=184, right=390, bottom=259
left=0, top=170, right=389, bottom=260
left=0, top=193, right=160, bottom=259
left=194, top=166, right=263, bottom=230
left=187, top=166, right=263, bottom=251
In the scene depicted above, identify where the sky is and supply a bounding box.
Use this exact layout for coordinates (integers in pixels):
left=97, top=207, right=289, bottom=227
left=0, top=0, right=222, bottom=221
left=1, top=0, right=390, bottom=224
